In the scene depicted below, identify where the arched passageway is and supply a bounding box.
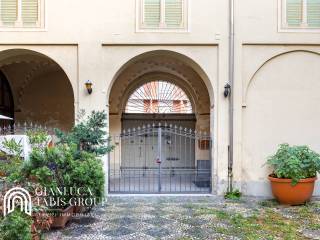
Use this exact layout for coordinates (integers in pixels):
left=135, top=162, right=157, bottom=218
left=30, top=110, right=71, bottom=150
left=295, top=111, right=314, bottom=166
left=0, top=49, right=75, bottom=131
left=108, top=51, right=213, bottom=194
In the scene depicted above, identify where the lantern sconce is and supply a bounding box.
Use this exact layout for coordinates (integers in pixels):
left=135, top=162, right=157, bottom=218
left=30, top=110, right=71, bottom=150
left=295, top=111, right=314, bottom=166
left=224, top=83, right=231, bottom=98
left=85, top=80, right=93, bottom=94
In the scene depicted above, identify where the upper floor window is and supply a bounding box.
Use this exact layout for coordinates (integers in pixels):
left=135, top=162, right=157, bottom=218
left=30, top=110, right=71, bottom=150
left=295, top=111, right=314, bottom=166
left=138, top=0, right=188, bottom=31
left=281, top=0, right=320, bottom=30
left=0, top=0, right=44, bottom=29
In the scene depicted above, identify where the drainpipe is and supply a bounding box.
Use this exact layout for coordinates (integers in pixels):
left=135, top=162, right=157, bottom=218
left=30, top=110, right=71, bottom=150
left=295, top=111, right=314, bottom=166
left=227, top=0, right=235, bottom=192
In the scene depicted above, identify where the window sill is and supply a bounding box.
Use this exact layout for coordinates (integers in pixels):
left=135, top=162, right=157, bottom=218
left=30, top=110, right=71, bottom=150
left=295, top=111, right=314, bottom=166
left=278, top=27, right=320, bottom=33
left=0, top=27, right=47, bottom=32
left=136, top=27, right=189, bottom=33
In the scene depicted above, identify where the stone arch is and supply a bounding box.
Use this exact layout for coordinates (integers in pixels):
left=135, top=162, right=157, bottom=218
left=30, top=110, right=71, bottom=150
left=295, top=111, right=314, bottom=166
left=107, top=50, right=214, bottom=107
left=244, top=50, right=320, bottom=105
left=108, top=50, right=212, bottom=136
left=0, top=48, right=75, bottom=130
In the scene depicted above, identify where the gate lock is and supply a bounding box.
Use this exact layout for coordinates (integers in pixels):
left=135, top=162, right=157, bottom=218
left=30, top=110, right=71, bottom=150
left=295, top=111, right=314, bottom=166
left=156, top=157, right=161, bottom=164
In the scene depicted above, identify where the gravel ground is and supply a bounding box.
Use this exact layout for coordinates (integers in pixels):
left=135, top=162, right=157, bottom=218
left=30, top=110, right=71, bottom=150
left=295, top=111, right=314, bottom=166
left=45, top=196, right=320, bottom=240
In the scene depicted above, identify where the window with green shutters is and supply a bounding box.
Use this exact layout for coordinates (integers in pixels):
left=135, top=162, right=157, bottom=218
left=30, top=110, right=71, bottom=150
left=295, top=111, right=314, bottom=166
left=144, top=0, right=161, bottom=27
left=0, top=0, right=43, bottom=28
left=286, top=0, right=303, bottom=26
left=141, top=0, right=187, bottom=30
left=284, top=0, right=320, bottom=28
left=1, top=0, right=17, bottom=26
left=165, top=0, right=183, bottom=28
left=307, top=0, right=320, bottom=27
left=21, top=0, right=39, bottom=27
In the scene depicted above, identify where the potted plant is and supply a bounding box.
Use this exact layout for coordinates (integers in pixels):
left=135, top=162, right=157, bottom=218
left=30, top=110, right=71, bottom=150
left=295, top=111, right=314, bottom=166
left=49, top=205, right=74, bottom=228
left=266, top=143, right=320, bottom=205
left=26, top=145, right=75, bottom=228
left=54, top=111, right=111, bottom=213
left=32, top=206, right=53, bottom=237
left=69, top=151, right=105, bottom=213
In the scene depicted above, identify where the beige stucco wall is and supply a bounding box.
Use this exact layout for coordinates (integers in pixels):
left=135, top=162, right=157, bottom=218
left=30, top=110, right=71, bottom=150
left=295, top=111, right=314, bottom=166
left=240, top=47, right=320, bottom=196
left=0, top=0, right=319, bottom=196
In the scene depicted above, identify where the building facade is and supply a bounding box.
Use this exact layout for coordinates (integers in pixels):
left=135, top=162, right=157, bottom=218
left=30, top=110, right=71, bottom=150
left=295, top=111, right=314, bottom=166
left=0, top=0, right=319, bottom=196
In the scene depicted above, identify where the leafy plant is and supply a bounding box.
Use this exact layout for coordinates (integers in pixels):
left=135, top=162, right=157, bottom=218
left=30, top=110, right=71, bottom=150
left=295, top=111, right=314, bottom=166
left=55, top=110, right=114, bottom=156
left=30, top=166, right=53, bottom=186
left=267, top=143, right=320, bottom=185
left=32, top=206, right=53, bottom=231
left=26, top=129, right=50, bottom=150
left=69, top=151, right=105, bottom=204
left=0, top=210, right=32, bottom=240
left=24, top=145, right=77, bottom=202
left=0, top=139, right=24, bottom=182
left=224, top=189, right=242, bottom=200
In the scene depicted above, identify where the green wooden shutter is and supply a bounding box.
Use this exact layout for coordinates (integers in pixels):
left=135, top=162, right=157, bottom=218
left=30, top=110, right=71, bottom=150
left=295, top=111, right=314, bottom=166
left=21, top=0, right=38, bottom=26
left=1, top=0, right=18, bottom=26
left=307, top=0, right=320, bottom=27
left=144, top=0, right=161, bottom=27
left=165, top=0, right=183, bottom=28
left=287, top=0, right=303, bottom=26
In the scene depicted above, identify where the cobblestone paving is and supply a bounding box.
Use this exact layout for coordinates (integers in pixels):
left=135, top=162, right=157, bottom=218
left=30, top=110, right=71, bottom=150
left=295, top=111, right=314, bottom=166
left=45, top=196, right=320, bottom=240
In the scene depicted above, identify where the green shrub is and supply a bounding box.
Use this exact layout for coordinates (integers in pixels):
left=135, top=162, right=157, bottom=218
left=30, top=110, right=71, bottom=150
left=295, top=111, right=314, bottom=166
left=19, top=111, right=109, bottom=210
left=27, top=129, right=49, bottom=150
left=55, top=110, right=114, bottom=156
left=267, top=143, right=320, bottom=185
left=0, top=139, right=24, bottom=182
left=224, top=189, right=242, bottom=200
left=0, top=210, right=32, bottom=240
left=25, top=143, right=105, bottom=208
left=69, top=152, right=105, bottom=202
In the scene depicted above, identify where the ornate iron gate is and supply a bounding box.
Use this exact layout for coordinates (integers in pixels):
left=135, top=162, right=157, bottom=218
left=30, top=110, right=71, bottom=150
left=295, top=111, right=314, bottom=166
left=108, top=123, right=212, bottom=193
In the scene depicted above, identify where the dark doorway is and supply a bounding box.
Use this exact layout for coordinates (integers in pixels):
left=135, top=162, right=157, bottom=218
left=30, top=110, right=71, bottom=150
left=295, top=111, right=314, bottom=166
left=0, top=71, right=14, bottom=126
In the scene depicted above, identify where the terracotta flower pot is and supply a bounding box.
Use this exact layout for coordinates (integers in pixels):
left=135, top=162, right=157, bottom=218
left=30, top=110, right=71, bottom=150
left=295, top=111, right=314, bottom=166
left=73, top=205, right=86, bottom=214
left=0, top=171, right=6, bottom=177
left=29, top=175, right=38, bottom=182
left=50, top=205, right=74, bottom=228
left=31, top=224, right=40, bottom=240
left=268, top=175, right=317, bottom=205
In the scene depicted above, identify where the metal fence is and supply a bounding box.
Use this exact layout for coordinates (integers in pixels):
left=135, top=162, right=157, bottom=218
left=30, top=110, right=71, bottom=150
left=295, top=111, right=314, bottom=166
left=0, top=122, right=54, bottom=136
left=108, top=123, right=212, bottom=194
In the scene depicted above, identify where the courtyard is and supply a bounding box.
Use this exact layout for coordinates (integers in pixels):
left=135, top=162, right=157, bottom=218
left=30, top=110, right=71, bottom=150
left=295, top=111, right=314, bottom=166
left=46, top=196, right=320, bottom=240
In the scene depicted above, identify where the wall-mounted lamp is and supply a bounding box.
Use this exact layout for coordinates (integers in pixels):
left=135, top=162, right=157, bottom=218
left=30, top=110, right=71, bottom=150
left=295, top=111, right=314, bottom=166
left=224, top=83, right=231, bottom=98
left=85, top=80, right=93, bottom=94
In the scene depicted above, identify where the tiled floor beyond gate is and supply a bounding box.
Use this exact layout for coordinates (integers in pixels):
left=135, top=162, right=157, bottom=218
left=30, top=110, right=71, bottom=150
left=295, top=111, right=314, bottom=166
left=45, top=196, right=320, bottom=240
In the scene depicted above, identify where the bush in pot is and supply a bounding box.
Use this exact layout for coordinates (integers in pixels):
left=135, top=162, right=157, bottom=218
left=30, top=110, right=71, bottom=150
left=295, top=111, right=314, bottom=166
left=22, top=142, right=77, bottom=228
left=55, top=110, right=114, bottom=157
left=69, top=151, right=105, bottom=212
left=54, top=110, right=112, bottom=212
left=266, top=143, right=320, bottom=205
